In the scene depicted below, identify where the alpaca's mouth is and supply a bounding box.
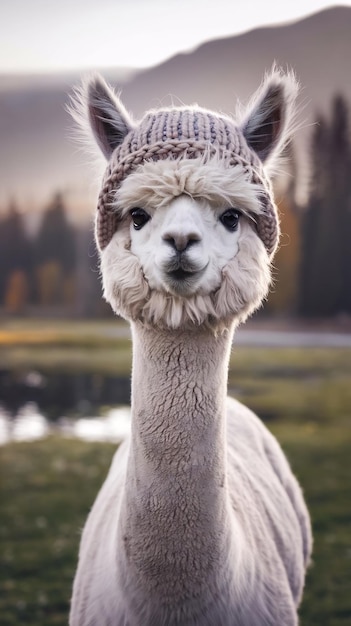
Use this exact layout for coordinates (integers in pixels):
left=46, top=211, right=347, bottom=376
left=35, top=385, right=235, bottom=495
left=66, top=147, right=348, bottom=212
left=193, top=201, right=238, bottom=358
left=168, top=268, right=195, bottom=281
left=164, top=263, right=208, bottom=295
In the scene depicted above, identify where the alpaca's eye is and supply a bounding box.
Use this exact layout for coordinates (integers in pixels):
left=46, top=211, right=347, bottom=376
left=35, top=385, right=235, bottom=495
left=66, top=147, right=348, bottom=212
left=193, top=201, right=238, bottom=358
left=130, top=208, right=150, bottom=230
left=220, top=209, right=241, bottom=232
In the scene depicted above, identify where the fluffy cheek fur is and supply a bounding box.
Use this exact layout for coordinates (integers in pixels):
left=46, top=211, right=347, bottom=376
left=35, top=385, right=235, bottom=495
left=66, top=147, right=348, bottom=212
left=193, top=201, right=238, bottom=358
left=100, top=221, right=271, bottom=331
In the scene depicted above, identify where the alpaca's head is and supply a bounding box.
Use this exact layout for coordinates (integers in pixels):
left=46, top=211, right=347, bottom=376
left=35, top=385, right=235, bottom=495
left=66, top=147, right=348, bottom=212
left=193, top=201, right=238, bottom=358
left=71, top=69, right=298, bottom=330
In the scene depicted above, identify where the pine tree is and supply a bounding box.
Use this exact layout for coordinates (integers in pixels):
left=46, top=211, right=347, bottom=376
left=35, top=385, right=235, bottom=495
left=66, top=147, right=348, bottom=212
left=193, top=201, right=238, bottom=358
left=34, top=192, right=77, bottom=307
left=329, top=95, right=351, bottom=313
left=299, top=116, right=330, bottom=315
left=0, top=200, right=31, bottom=304
left=35, top=192, right=76, bottom=271
left=299, top=96, right=351, bottom=317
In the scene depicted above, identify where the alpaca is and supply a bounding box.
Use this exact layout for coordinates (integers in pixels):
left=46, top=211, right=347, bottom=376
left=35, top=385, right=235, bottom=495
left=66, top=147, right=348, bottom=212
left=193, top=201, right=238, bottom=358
left=69, top=69, right=312, bottom=626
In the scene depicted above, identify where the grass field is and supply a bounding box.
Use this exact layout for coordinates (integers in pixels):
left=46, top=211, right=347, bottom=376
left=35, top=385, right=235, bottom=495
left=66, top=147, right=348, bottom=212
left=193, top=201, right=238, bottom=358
left=0, top=319, right=350, bottom=625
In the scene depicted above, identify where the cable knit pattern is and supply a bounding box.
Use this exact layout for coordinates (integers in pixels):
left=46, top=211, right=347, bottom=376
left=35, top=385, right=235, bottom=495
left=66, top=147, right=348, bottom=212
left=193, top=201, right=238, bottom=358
left=95, top=107, right=280, bottom=256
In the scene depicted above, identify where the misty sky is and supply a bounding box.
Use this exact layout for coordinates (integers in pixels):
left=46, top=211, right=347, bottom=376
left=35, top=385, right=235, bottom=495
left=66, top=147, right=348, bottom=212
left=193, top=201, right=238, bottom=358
left=1, top=0, right=349, bottom=73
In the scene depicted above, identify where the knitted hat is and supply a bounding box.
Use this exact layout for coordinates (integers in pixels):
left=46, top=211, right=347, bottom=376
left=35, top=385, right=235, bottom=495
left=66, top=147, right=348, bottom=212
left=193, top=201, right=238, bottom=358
left=95, top=107, right=279, bottom=256
left=77, top=72, right=298, bottom=257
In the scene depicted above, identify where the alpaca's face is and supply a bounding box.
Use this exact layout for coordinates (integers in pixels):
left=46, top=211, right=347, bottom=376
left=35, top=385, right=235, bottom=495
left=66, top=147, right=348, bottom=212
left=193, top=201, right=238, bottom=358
left=70, top=68, right=299, bottom=328
left=100, top=158, right=272, bottom=329
left=129, top=195, right=241, bottom=298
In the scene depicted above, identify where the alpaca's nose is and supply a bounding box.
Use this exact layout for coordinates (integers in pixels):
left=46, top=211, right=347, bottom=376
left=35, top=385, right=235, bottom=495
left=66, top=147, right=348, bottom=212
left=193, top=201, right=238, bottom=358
left=162, top=231, right=201, bottom=253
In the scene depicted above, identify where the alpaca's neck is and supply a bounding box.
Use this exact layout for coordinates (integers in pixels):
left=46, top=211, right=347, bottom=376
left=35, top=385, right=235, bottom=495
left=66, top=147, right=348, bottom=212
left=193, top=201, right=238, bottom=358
left=118, top=321, right=236, bottom=606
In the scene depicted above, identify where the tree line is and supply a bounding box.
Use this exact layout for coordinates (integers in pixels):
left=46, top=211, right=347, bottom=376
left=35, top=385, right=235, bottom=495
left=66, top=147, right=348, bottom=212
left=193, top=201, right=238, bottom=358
left=0, top=193, right=109, bottom=317
left=0, top=94, right=350, bottom=319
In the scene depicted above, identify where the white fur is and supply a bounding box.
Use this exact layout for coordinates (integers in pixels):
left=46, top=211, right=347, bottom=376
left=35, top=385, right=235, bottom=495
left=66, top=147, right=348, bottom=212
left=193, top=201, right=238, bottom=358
left=101, top=213, right=270, bottom=330
left=69, top=70, right=312, bottom=626
left=100, top=156, right=271, bottom=330
left=115, top=155, right=262, bottom=217
left=70, top=324, right=312, bottom=626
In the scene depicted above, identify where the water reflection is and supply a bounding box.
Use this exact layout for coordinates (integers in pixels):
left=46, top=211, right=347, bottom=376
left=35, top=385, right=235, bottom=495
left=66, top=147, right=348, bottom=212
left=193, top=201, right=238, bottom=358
left=0, top=368, right=132, bottom=445
left=0, top=368, right=131, bottom=420
left=12, top=403, right=50, bottom=442
left=62, top=407, right=131, bottom=442
left=0, top=402, right=131, bottom=445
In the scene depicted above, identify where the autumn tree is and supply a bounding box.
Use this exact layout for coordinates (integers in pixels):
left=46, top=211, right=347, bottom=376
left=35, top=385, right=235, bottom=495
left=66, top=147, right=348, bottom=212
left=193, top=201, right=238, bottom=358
left=0, top=201, right=32, bottom=311
left=266, top=142, right=301, bottom=316
left=35, top=192, right=77, bottom=307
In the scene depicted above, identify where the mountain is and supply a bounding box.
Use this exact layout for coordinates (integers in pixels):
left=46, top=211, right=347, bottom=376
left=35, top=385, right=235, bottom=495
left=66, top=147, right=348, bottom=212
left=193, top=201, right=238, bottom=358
left=1, top=6, right=350, bottom=220
left=120, top=5, right=351, bottom=118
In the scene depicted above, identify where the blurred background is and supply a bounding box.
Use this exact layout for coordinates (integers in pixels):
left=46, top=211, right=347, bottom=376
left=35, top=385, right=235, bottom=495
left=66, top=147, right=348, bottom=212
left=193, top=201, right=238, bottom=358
left=1, top=0, right=351, bottom=323
left=0, top=1, right=350, bottom=625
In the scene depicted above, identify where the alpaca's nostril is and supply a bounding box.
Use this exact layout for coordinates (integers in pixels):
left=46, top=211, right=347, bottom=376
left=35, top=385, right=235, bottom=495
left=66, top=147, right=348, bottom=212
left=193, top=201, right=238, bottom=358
left=163, top=232, right=201, bottom=253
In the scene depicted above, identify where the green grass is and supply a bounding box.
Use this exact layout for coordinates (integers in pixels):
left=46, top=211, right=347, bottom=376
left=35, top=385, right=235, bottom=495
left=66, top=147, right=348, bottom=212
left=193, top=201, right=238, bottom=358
left=1, top=424, right=350, bottom=625
left=0, top=438, right=116, bottom=625
left=272, top=421, right=351, bottom=625
left=0, top=318, right=132, bottom=374
left=0, top=320, right=350, bottom=624
left=229, top=346, right=351, bottom=423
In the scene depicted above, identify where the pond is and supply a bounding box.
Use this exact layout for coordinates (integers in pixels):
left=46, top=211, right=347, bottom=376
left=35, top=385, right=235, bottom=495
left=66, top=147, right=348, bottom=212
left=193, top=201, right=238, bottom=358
left=0, top=367, right=131, bottom=445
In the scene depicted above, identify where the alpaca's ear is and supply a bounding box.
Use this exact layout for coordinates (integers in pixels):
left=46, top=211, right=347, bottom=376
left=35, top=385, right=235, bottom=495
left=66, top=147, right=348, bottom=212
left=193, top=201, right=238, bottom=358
left=86, top=75, right=133, bottom=159
left=240, top=70, right=299, bottom=164
left=69, top=74, right=134, bottom=160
